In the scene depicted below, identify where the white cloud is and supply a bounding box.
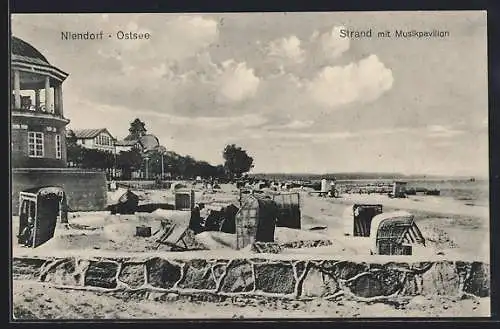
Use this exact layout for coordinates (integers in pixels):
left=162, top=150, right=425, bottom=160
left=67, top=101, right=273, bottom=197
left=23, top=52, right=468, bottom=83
left=249, top=130, right=353, bottom=142
left=167, top=15, right=219, bottom=53
left=284, top=120, right=314, bottom=129
left=268, top=35, right=305, bottom=63
left=264, top=120, right=315, bottom=130
left=160, top=112, right=266, bottom=129
left=217, top=60, right=260, bottom=102
left=307, top=54, right=393, bottom=108
left=71, top=99, right=267, bottom=130
left=426, top=125, right=464, bottom=138
left=246, top=126, right=421, bottom=144
left=312, top=26, right=350, bottom=59
left=97, top=15, right=219, bottom=64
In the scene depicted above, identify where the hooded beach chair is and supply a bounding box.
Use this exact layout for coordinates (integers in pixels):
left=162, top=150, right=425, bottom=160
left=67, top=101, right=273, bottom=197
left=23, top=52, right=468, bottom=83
left=343, top=204, right=383, bottom=237
left=369, top=211, right=425, bottom=255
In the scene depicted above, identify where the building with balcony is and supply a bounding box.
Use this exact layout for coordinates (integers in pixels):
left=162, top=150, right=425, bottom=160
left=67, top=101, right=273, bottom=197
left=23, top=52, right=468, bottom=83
left=11, top=36, right=69, bottom=168
left=69, top=128, right=116, bottom=153
left=11, top=36, right=107, bottom=215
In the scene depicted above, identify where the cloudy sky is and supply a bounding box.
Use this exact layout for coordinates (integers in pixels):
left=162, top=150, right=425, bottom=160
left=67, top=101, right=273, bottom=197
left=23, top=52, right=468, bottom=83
left=11, top=11, right=488, bottom=176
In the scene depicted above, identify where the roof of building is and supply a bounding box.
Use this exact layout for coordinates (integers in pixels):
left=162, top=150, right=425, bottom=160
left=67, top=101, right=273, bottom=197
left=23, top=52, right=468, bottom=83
left=69, top=128, right=114, bottom=139
left=11, top=36, right=49, bottom=64
left=11, top=36, right=69, bottom=82
left=139, top=134, right=160, bottom=151
left=115, top=134, right=160, bottom=150
left=115, top=139, right=138, bottom=147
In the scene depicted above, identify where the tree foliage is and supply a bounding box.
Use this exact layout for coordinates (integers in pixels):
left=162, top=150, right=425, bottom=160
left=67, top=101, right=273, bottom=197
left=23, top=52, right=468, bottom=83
left=223, top=144, right=254, bottom=179
left=116, top=148, right=143, bottom=179
left=65, top=119, right=241, bottom=181
left=143, top=150, right=225, bottom=179
left=80, top=149, right=114, bottom=169
left=125, top=118, right=147, bottom=141
left=66, top=130, right=84, bottom=166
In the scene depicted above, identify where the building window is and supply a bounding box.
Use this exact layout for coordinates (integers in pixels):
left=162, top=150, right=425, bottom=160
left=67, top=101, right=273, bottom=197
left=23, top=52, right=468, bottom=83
left=28, top=132, right=44, bottom=158
left=95, top=134, right=112, bottom=146
left=55, top=135, right=62, bottom=159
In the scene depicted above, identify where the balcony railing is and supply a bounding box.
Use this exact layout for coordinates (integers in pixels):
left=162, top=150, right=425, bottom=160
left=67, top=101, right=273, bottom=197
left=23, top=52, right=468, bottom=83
left=14, top=103, right=52, bottom=112
left=12, top=106, right=69, bottom=123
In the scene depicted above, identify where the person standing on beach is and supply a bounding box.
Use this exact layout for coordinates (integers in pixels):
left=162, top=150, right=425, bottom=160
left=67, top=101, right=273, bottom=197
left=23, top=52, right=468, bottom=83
left=19, top=215, right=35, bottom=247
left=189, top=203, right=205, bottom=234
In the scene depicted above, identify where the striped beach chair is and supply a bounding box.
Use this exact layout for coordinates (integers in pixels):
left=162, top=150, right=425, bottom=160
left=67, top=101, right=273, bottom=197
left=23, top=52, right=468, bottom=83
left=370, top=211, right=425, bottom=255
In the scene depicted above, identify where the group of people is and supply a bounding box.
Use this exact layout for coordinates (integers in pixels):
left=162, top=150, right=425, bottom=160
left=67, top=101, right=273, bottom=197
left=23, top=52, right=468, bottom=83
left=188, top=202, right=236, bottom=234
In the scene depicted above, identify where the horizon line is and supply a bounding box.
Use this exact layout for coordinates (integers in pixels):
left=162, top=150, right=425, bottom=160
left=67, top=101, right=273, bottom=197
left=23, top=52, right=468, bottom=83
left=248, top=171, right=487, bottom=178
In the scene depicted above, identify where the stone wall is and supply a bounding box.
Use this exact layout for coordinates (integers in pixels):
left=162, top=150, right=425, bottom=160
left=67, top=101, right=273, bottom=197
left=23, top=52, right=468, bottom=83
left=12, top=256, right=490, bottom=302
left=12, top=168, right=107, bottom=215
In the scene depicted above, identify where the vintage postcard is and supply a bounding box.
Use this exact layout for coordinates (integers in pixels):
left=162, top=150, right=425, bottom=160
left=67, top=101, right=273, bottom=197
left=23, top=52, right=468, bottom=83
left=10, top=11, right=489, bottom=319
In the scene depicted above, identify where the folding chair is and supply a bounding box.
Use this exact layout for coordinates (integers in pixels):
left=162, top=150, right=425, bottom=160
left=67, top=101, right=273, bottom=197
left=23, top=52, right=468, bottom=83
left=155, top=222, right=190, bottom=251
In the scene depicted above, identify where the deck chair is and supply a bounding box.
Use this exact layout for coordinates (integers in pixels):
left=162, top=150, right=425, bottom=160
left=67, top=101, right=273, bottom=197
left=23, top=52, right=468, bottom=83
left=154, top=213, right=191, bottom=251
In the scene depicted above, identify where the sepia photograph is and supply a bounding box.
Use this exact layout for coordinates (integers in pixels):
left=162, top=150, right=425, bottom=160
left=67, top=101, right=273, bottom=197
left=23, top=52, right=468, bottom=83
left=10, top=11, right=490, bottom=319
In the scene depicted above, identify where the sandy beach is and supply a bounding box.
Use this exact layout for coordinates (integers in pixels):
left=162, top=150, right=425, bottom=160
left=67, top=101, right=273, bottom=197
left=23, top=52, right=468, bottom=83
left=12, top=183, right=490, bottom=258
left=11, top=183, right=490, bottom=319
left=13, top=280, right=490, bottom=319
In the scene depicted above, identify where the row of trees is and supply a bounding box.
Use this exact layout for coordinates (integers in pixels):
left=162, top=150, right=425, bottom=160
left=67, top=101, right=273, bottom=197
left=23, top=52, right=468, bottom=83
left=66, top=119, right=255, bottom=180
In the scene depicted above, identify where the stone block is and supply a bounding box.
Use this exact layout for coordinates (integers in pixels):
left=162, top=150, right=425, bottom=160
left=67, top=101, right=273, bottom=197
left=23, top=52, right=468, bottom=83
left=118, top=263, right=145, bottom=289
left=402, top=273, right=423, bottom=296
left=177, top=260, right=217, bottom=290
left=146, top=257, right=182, bottom=289
left=347, top=269, right=405, bottom=298
left=40, top=258, right=81, bottom=286
left=43, top=258, right=88, bottom=286
left=212, top=262, right=228, bottom=283
left=300, top=266, right=339, bottom=298
left=84, top=261, right=119, bottom=288
left=220, top=259, right=254, bottom=293
left=464, top=262, right=490, bottom=297
left=324, top=261, right=370, bottom=280
left=421, top=262, right=460, bottom=296
left=12, top=258, right=46, bottom=280
left=254, top=262, right=295, bottom=294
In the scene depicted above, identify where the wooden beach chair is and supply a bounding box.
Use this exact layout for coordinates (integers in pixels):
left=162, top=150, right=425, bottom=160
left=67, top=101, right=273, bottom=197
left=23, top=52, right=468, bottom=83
left=370, top=211, right=425, bottom=255
left=155, top=222, right=191, bottom=251
left=352, top=204, right=383, bottom=237
left=154, top=211, right=192, bottom=250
